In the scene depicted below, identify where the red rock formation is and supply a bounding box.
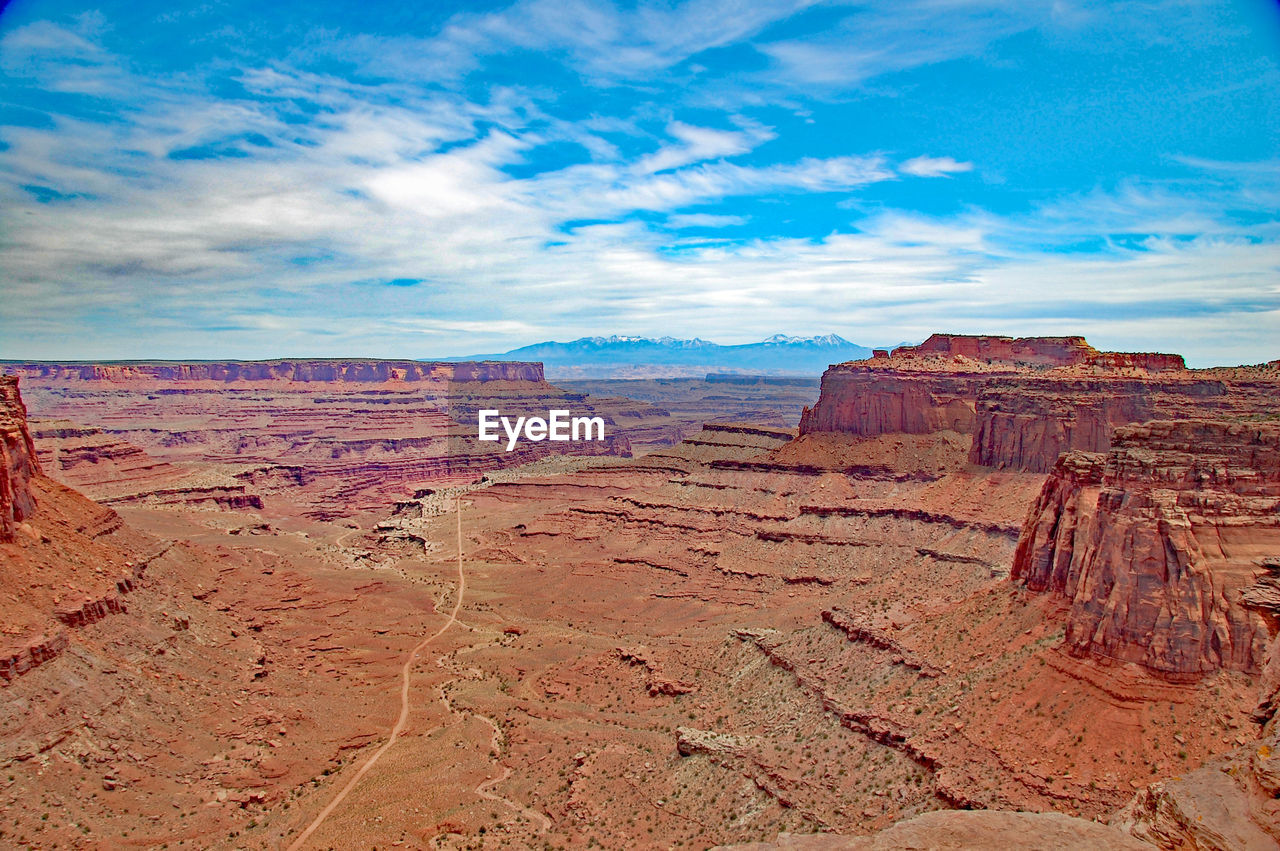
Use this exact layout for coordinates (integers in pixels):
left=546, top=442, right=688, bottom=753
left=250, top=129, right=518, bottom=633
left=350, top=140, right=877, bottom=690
left=1089, top=351, right=1188, bottom=371
left=799, top=334, right=1265, bottom=473
left=5, top=359, right=544, bottom=384
left=30, top=419, right=268, bottom=508
left=893, top=333, right=1186, bottom=371
left=968, top=376, right=1229, bottom=472
left=10, top=361, right=651, bottom=517
left=1013, top=420, right=1280, bottom=677
left=0, top=632, right=67, bottom=683
left=798, top=369, right=982, bottom=436
left=894, top=333, right=1100, bottom=366
left=0, top=375, right=167, bottom=684
left=1110, top=728, right=1280, bottom=847
left=0, top=376, right=40, bottom=542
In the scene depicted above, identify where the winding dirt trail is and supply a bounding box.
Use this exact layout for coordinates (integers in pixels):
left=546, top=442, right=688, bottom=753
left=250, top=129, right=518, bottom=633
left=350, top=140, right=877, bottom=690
left=287, top=500, right=467, bottom=850
left=468, top=708, right=553, bottom=833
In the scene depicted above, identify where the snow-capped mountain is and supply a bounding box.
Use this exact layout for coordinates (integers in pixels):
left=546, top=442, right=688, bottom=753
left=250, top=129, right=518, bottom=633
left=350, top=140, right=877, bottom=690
left=450, top=334, right=878, bottom=378
left=759, top=333, right=854, bottom=347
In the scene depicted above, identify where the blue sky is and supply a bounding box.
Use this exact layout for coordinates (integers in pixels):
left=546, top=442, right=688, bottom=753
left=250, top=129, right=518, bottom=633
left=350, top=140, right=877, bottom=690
left=0, top=0, right=1278, bottom=366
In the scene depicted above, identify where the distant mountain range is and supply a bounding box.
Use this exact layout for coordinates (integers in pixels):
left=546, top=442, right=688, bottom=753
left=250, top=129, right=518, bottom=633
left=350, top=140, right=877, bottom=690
left=450, top=334, right=890, bottom=378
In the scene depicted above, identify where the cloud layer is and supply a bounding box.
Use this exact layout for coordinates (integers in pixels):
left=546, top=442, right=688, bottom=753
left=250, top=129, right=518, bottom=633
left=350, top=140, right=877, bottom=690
left=0, top=0, right=1277, bottom=366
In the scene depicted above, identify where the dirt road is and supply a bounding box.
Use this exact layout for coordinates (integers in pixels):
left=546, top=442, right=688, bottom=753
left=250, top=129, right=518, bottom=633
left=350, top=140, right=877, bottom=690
left=287, top=499, right=468, bottom=850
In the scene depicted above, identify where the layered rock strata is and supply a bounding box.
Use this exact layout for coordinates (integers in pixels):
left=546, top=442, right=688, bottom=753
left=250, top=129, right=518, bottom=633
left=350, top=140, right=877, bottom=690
left=6, top=359, right=543, bottom=384
left=1013, top=420, right=1280, bottom=677
left=0, top=376, right=39, bottom=542
left=799, top=334, right=1276, bottom=473
left=31, top=419, right=265, bottom=508
left=7, top=360, right=655, bottom=517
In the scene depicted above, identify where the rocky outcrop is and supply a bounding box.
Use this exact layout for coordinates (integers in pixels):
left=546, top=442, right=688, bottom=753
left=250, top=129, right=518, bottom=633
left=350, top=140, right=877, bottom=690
left=969, top=376, right=1229, bottom=473
left=31, top=419, right=268, bottom=509
left=821, top=608, right=942, bottom=676
left=1014, top=420, right=1280, bottom=677
left=893, top=333, right=1184, bottom=371
left=0, top=376, right=40, bottom=542
left=799, top=334, right=1272, bottom=473
left=715, top=811, right=1153, bottom=850
left=894, top=333, right=1099, bottom=366
left=675, top=726, right=752, bottom=757
left=797, top=369, right=981, bottom=437
left=4, top=359, right=543, bottom=384
left=1111, top=731, right=1280, bottom=848
left=12, top=362, right=650, bottom=517
left=797, top=335, right=1109, bottom=447
left=1, top=544, right=158, bottom=683
left=0, top=632, right=68, bottom=683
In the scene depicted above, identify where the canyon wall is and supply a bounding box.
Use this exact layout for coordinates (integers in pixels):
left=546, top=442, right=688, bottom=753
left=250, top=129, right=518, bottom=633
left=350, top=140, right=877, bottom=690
left=967, top=376, right=1231, bottom=472
left=892, top=333, right=1185, bottom=371
left=0, top=376, right=39, bottom=542
left=8, top=360, right=659, bottom=518
left=794, top=369, right=981, bottom=436
left=800, top=334, right=1270, bottom=473
left=894, top=333, right=1097, bottom=366
left=2, top=359, right=544, bottom=384
left=1013, top=420, right=1280, bottom=677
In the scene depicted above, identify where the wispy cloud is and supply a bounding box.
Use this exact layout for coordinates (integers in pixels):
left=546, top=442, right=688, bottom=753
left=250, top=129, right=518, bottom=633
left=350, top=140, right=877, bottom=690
left=900, top=155, right=974, bottom=178
left=635, top=121, right=773, bottom=174
left=0, top=1, right=1276, bottom=365
left=666, top=212, right=749, bottom=228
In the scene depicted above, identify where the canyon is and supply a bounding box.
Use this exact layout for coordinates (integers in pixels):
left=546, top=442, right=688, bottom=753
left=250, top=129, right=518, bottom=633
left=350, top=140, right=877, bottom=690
left=9, top=360, right=803, bottom=521
left=2, top=335, right=1279, bottom=848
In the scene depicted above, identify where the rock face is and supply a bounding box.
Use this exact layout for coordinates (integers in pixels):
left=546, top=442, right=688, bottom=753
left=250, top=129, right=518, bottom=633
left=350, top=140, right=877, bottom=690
left=895, top=332, right=1185, bottom=371
left=8, top=360, right=651, bottom=518
left=1013, top=420, right=1280, bottom=677
left=1111, top=731, right=1280, bottom=848
left=0, top=375, right=158, bottom=681
left=896, top=333, right=1098, bottom=366
left=30, top=420, right=265, bottom=509
left=0, top=376, right=39, bottom=542
left=6, top=359, right=544, bottom=384
left=799, top=333, right=1274, bottom=473
left=796, top=370, right=981, bottom=437
left=715, top=811, right=1153, bottom=850
left=968, top=375, right=1230, bottom=473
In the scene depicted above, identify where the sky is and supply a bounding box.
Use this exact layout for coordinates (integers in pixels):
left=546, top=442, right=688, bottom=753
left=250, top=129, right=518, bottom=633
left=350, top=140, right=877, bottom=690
left=0, top=0, right=1278, bottom=366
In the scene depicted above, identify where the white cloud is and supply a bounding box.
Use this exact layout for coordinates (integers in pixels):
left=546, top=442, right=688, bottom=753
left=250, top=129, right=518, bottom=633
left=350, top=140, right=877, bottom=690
left=634, top=122, right=773, bottom=174
left=666, top=213, right=749, bottom=227
left=0, top=3, right=1277, bottom=366
left=900, top=155, right=974, bottom=178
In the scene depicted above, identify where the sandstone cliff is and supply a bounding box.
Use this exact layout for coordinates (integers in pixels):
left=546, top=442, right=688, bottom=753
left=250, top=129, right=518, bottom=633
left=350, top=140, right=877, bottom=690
left=1013, top=419, right=1280, bottom=677
left=10, top=360, right=652, bottom=518
left=796, top=369, right=981, bottom=437
left=968, top=375, right=1230, bottom=472
left=799, top=334, right=1270, bottom=473
left=893, top=332, right=1185, bottom=371
left=1, top=375, right=161, bottom=682
left=0, top=376, right=39, bottom=542
left=4, top=359, right=543, bottom=384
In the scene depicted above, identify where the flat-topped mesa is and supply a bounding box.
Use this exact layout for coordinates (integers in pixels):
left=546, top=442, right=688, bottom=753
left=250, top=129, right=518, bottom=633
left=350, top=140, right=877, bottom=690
left=797, top=334, right=1226, bottom=472
left=891, top=334, right=1186, bottom=371
left=1, top=376, right=40, bottom=542
left=2, top=359, right=544, bottom=384
left=1013, top=420, right=1280, bottom=678
left=895, top=333, right=1099, bottom=366
left=1089, top=351, right=1187, bottom=372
